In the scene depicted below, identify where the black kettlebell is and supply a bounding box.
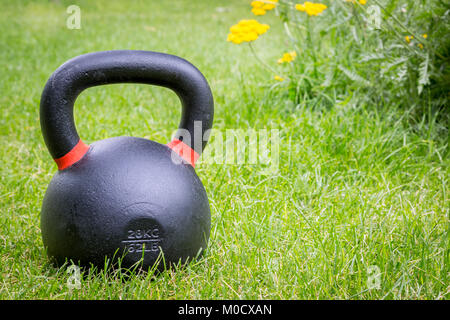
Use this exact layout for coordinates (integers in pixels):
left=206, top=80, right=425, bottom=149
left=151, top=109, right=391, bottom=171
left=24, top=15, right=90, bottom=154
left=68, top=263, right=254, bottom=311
left=39, top=50, right=214, bottom=271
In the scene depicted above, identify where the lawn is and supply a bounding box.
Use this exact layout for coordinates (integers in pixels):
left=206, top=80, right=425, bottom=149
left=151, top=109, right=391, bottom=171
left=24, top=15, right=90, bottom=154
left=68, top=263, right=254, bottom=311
left=0, top=0, right=448, bottom=299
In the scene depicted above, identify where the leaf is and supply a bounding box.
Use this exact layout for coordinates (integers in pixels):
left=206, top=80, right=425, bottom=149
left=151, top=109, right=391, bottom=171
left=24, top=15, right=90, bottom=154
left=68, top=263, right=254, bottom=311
left=417, top=54, right=430, bottom=95
left=337, top=65, right=371, bottom=87
left=381, top=57, right=408, bottom=75
left=396, top=64, right=408, bottom=82
left=360, top=53, right=386, bottom=62
left=321, top=67, right=335, bottom=87
left=351, top=26, right=359, bottom=43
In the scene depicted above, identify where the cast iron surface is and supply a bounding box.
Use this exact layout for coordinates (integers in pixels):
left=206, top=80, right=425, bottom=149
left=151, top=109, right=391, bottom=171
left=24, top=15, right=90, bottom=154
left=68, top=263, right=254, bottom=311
left=41, top=137, right=210, bottom=269
left=40, top=50, right=213, bottom=158
left=40, top=50, right=214, bottom=270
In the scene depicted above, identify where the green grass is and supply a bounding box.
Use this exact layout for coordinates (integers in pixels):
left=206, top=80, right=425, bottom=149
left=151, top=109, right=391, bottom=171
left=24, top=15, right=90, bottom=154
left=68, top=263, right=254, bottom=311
left=0, top=0, right=448, bottom=299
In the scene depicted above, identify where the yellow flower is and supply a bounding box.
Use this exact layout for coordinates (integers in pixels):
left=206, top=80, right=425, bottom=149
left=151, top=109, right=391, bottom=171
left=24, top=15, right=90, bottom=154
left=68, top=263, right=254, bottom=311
left=422, top=34, right=428, bottom=39
left=405, top=35, right=414, bottom=43
left=296, top=4, right=305, bottom=11
left=262, top=0, right=278, bottom=10
left=345, top=0, right=367, bottom=4
left=227, top=19, right=270, bottom=44
left=277, top=51, right=297, bottom=64
left=274, top=75, right=284, bottom=81
left=418, top=43, right=424, bottom=49
left=251, top=0, right=278, bottom=16
left=251, top=7, right=267, bottom=15
left=295, top=2, right=327, bottom=16
left=251, top=1, right=264, bottom=8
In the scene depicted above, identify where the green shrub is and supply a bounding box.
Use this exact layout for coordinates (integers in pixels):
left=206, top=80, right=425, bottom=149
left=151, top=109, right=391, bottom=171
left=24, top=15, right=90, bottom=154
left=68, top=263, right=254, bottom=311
left=229, top=1, right=450, bottom=132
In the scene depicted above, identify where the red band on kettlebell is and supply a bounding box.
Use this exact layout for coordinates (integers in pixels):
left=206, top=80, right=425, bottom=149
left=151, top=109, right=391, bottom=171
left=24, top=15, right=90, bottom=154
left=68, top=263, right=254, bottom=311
left=167, top=139, right=199, bottom=167
left=54, top=140, right=90, bottom=170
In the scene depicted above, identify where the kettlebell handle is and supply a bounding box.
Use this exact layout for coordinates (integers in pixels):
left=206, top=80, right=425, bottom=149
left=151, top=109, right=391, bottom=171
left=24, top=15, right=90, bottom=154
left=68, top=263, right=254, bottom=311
left=40, top=50, right=214, bottom=168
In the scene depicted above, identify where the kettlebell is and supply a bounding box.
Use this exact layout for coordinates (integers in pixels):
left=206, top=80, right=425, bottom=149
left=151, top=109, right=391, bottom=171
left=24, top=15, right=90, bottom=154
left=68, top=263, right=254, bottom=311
left=39, top=50, right=214, bottom=271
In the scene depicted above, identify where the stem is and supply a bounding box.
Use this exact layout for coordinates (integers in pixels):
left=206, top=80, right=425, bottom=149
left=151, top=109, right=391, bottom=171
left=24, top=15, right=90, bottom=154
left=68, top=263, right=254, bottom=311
left=248, top=42, right=283, bottom=77
left=306, top=17, right=318, bottom=78
left=371, top=0, right=420, bottom=40
left=352, top=2, right=365, bottom=44
left=283, top=21, right=302, bottom=55
left=371, top=0, right=445, bottom=60
left=355, top=2, right=420, bottom=56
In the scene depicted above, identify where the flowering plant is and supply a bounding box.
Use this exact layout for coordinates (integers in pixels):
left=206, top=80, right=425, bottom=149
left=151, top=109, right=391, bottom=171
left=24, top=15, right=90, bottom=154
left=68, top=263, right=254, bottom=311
left=226, top=1, right=449, bottom=123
